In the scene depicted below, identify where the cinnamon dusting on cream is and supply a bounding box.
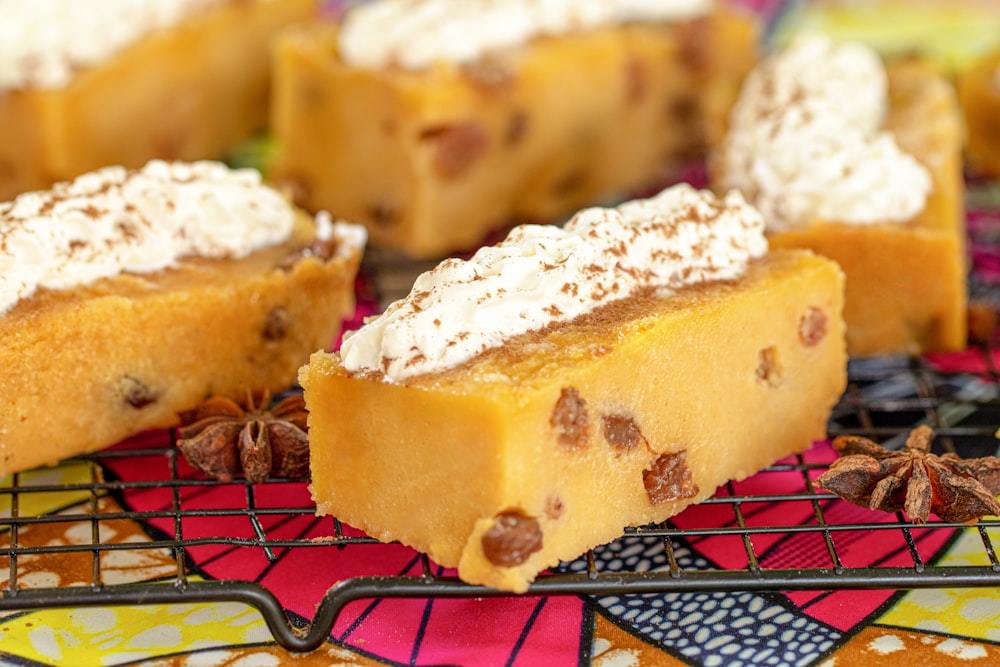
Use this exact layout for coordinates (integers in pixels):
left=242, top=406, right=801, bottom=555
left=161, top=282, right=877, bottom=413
left=340, top=183, right=767, bottom=381
left=0, top=160, right=365, bottom=315
left=717, top=37, right=932, bottom=231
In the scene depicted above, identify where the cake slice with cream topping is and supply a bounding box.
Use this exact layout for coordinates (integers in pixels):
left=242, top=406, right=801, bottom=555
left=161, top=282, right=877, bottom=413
left=270, top=0, right=758, bottom=257
left=0, top=160, right=365, bottom=476
left=301, top=183, right=846, bottom=592
left=713, top=37, right=966, bottom=356
left=0, top=0, right=317, bottom=200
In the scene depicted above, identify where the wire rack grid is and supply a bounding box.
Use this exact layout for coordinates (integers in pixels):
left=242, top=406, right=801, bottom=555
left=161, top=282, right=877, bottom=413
left=2, top=346, right=1000, bottom=652
left=5, top=226, right=1000, bottom=652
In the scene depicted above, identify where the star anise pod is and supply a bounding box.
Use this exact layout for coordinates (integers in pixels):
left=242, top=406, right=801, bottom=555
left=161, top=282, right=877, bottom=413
left=816, top=425, right=1000, bottom=524
left=176, top=390, right=309, bottom=483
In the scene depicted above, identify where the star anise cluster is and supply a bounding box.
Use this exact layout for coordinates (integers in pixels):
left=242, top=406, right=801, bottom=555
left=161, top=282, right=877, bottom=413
left=816, top=425, right=1000, bottom=524
left=176, top=390, right=310, bottom=483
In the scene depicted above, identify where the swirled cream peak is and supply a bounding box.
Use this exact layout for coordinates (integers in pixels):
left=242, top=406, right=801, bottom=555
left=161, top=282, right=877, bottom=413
left=0, top=0, right=269, bottom=90
left=338, top=0, right=711, bottom=70
left=0, top=160, right=310, bottom=314
left=716, top=37, right=932, bottom=231
left=340, top=184, right=767, bottom=381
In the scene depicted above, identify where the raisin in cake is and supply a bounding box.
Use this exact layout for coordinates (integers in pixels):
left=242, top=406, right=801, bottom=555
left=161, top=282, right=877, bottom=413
left=0, top=160, right=365, bottom=476
left=301, top=184, right=846, bottom=592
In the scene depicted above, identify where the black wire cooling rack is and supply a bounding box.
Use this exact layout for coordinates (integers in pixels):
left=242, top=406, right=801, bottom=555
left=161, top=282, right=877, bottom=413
left=3, top=348, right=1000, bottom=652
left=5, top=224, right=1000, bottom=653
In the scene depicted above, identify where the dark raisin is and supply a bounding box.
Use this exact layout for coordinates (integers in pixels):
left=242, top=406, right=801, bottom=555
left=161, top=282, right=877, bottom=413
left=544, top=495, right=564, bottom=520
left=262, top=307, right=290, bottom=342
left=643, top=451, right=698, bottom=505
left=602, top=414, right=647, bottom=453
left=755, top=346, right=782, bottom=387
left=481, top=510, right=543, bottom=567
left=677, top=16, right=709, bottom=72
left=668, top=96, right=700, bottom=125
left=968, top=300, right=998, bottom=344
left=798, top=307, right=828, bottom=347
left=278, top=240, right=337, bottom=272
left=625, top=57, right=648, bottom=104
left=419, top=122, right=489, bottom=179
left=505, top=110, right=529, bottom=146
left=552, top=167, right=586, bottom=196
left=368, top=199, right=400, bottom=229
left=665, top=94, right=706, bottom=160
left=308, top=240, right=338, bottom=262
left=276, top=175, right=311, bottom=208
left=121, top=376, right=158, bottom=409
left=550, top=387, right=589, bottom=450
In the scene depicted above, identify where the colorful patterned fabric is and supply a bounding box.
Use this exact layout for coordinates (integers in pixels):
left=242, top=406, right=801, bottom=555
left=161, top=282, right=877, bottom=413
left=6, top=1, right=1000, bottom=665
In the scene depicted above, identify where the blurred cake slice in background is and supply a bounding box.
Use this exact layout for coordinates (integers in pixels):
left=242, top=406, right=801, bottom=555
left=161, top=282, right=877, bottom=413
left=270, top=0, right=759, bottom=258
left=958, top=51, right=1000, bottom=179
left=0, top=0, right=317, bottom=200
left=0, top=160, right=365, bottom=476
left=772, top=0, right=1000, bottom=180
left=713, top=37, right=967, bottom=357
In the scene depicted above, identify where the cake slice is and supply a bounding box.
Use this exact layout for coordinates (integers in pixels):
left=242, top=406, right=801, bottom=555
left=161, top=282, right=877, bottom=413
left=958, top=50, right=1000, bottom=178
left=301, top=184, right=846, bottom=592
left=713, top=38, right=966, bottom=356
left=270, top=0, right=758, bottom=258
left=0, top=0, right=317, bottom=201
left=0, top=160, right=365, bottom=477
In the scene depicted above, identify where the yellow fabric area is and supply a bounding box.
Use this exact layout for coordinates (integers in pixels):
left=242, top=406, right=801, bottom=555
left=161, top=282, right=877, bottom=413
left=773, top=1, right=1000, bottom=71
left=878, top=527, right=1000, bottom=642
left=0, top=461, right=99, bottom=526
left=0, top=594, right=271, bottom=665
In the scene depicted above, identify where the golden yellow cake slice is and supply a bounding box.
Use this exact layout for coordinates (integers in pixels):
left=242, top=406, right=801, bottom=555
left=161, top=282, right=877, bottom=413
left=713, top=38, right=966, bottom=357
left=0, top=160, right=366, bottom=476
left=0, top=0, right=317, bottom=201
left=270, top=0, right=758, bottom=258
left=958, top=50, right=1000, bottom=178
left=301, top=184, right=846, bottom=592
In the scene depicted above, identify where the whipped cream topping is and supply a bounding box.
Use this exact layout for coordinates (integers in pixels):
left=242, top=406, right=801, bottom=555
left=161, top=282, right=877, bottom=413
left=314, top=210, right=367, bottom=252
left=0, top=0, right=270, bottom=90
left=0, top=160, right=359, bottom=315
left=340, top=184, right=767, bottom=381
left=338, top=0, right=711, bottom=70
left=716, top=37, right=932, bottom=232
